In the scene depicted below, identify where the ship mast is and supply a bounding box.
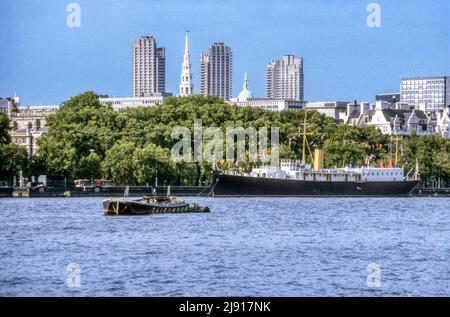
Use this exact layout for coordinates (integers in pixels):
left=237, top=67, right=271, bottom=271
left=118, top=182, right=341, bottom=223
left=302, top=111, right=307, bottom=164
left=299, top=110, right=314, bottom=165
left=392, top=136, right=402, bottom=167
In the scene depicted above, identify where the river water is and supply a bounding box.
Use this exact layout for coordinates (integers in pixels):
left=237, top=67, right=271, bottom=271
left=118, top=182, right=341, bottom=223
left=0, top=197, right=449, bottom=296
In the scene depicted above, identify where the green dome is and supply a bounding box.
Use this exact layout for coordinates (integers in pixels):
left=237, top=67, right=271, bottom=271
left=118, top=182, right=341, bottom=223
left=238, top=88, right=253, bottom=101
left=238, top=72, right=253, bottom=101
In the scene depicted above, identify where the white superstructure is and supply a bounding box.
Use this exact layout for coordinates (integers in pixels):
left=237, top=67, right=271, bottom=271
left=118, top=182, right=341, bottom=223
left=236, top=160, right=406, bottom=183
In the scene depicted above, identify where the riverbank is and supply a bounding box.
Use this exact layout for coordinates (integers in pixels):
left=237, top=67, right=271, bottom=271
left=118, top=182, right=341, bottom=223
left=0, top=186, right=213, bottom=198
left=1, top=186, right=449, bottom=198
left=413, top=188, right=450, bottom=197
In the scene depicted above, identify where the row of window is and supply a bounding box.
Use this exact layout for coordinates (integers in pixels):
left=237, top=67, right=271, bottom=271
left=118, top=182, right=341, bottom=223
left=363, top=172, right=400, bottom=176
left=402, top=79, right=444, bottom=84
left=402, top=84, right=444, bottom=87
left=402, top=91, right=444, bottom=97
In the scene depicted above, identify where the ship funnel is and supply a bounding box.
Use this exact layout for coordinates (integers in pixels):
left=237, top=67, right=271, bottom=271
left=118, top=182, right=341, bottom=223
left=313, top=149, right=324, bottom=171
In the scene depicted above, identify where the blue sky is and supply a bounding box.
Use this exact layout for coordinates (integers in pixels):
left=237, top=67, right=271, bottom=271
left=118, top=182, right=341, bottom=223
left=0, top=0, right=449, bottom=105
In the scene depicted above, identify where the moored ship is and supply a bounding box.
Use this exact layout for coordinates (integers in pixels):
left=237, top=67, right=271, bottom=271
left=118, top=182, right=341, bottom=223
left=212, top=112, right=420, bottom=197
left=212, top=157, right=420, bottom=197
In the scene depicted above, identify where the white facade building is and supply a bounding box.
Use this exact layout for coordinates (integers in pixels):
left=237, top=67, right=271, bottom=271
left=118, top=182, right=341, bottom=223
left=99, top=95, right=169, bottom=110
left=305, top=101, right=351, bottom=122
left=179, top=32, right=193, bottom=97
left=9, top=104, right=59, bottom=155
left=347, top=101, right=436, bottom=136
left=229, top=98, right=305, bottom=111
left=400, top=76, right=449, bottom=112
left=229, top=72, right=304, bottom=111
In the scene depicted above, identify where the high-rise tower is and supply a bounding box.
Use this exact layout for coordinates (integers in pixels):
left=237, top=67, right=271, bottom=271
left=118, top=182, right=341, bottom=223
left=266, top=55, right=304, bottom=101
left=132, top=36, right=166, bottom=97
left=200, top=43, right=232, bottom=100
left=179, top=32, right=193, bottom=97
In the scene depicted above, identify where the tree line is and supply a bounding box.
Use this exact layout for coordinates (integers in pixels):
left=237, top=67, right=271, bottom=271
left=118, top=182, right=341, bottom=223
left=0, top=92, right=449, bottom=186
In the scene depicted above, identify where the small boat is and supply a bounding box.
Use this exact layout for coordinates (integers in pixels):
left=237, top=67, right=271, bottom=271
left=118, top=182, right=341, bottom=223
left=103, top=195, right=210, bottom=216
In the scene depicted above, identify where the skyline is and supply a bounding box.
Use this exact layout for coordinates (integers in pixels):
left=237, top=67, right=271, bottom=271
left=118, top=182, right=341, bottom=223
left=0, top=0, right=449, bottom=105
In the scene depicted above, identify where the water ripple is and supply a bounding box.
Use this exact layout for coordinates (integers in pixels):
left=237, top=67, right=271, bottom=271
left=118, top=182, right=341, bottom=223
left=0, top=197, right=449, bottom=296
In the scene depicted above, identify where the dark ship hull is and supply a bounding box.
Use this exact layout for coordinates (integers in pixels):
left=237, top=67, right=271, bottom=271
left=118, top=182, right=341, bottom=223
left=213, top=174, right=420, bottom=197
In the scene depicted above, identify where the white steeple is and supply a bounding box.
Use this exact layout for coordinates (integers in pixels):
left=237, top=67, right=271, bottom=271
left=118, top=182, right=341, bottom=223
left=179, top=31, right=193, bottom=96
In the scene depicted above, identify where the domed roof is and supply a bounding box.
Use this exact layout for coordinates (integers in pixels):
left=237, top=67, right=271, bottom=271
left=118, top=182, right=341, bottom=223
left=238, top=72, right=253, bottom=101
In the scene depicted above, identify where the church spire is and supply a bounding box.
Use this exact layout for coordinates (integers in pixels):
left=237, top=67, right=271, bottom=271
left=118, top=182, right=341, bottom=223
left=179, top=31, right=193, bottom=96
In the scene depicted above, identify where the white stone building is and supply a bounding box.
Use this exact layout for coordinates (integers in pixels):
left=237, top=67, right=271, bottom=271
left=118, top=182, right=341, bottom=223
left=99, top=95, right=170, bottom=110
left=305, top=101, right=351, bottom=122
left=347, top=101, right=437, bottom=136
left=228, top=73, right=304, bottom=111
left=8, top=104, right=59, bottom=155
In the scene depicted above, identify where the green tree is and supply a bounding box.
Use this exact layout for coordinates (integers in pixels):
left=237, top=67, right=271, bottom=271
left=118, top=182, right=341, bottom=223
left=0, top=113, right=28, bottom=184
left=0, top=113, right=11, bottom=145
left=27, top=155, right=48, bottom=179
left=34, top=92, right=450, bottom=186
left=78, top=152, right=102, bottom=179
left=433, top=147, right=450, bottom=180
left=174, top=162, right=199, bottom=186
left=101, top=141, right=137, bottom=185
left=403, top=134, right=450, bottom=182
left=323, top=139, right=366, bottom=168
left=37, top=91, right=119, bottom=179
left=323, top=124, right=389, bottom=167
left=0, top=143, right=29, bottom=184
left=133, top=143, right=175, bottom=185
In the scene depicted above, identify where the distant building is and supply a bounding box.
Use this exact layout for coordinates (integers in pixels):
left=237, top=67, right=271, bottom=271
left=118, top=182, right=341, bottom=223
left=376, top=93, right=400, bottom=105
left=8, top=103, right=59, bottom=155
left=132, top=36, right=166, bottom=97
left=347, top=101, right=437, bottom=136
left=99, top=94, right=171, bottom=110
left=266, top=55, right=304, bottom=101
left=0, top=98, right=8, bottom=114
left=200, top=42, right=232, bottom=100
left=236, top=72, right=253, bottom=102
left=2, top=96, right=21, bottom=119
left=179, top=32, right=193, bottom=97
left=435, top=108, right=450, bottom=137
left=400, top=76, right=449, bottom=112
left=229, top=98, right=304, bottom=112
left=305, top=101, right=350, bottom=122
left=229, top=73, right=304, bottom=111
left=345, top=102, right=372, bottom=126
